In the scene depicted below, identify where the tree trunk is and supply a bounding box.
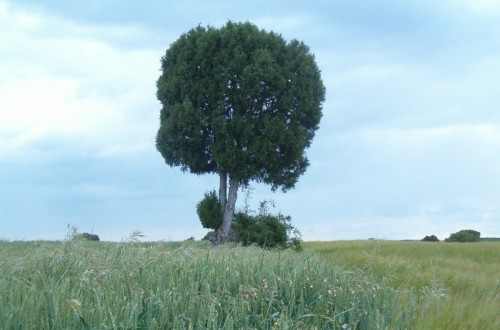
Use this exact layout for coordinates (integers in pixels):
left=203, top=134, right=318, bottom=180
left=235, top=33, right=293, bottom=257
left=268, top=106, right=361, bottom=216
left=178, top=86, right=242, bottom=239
left=216, top=175, right=238, bottom=244
left=218, top=172, right=227, bottom=217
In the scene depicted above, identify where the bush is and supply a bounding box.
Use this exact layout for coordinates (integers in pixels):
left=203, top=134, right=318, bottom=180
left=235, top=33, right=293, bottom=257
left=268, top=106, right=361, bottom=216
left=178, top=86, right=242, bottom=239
left=75, top=233, right=100, bottom=241
left=196, top=190, right=223, bottom=229
left=232, top=200, right=302, bottom=249
left=421, top=235, right=439, bottom=242
left=232, top=212, right=287, bottom=248
left=445, top=229, right=480, bottom=242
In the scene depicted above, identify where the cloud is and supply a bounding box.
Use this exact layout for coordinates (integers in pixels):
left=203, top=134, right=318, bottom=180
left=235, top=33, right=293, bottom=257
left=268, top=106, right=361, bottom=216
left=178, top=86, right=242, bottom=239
left=0, top=1, right=162, bottom=162
left=72, top=182, right=148, bottom=199
left=455, top=0, right=500, bottom=17
left=323, top=123, right=500, bottom=195
left=325, top=51, right=500, bottom=131
left=274, top=122, right=500, bottom=240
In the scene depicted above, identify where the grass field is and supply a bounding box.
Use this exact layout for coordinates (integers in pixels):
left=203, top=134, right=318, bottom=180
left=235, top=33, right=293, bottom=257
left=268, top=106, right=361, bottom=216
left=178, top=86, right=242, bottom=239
left=1, top=239, right=413, bottom=329
left=304, top=240, right=500, bottom=329
left=0, top=239, right=497, bottom=329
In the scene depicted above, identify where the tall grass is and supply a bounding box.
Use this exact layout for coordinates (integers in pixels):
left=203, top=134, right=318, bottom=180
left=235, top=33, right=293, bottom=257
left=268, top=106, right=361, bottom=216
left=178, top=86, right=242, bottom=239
left=0, top=240, right=414, bottom=329
left=305, top=240, right=500, bottom=330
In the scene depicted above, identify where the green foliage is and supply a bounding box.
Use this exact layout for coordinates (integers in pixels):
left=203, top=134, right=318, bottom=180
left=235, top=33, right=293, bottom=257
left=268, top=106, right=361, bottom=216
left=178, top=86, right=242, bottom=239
left=232, top=212, right=285, bottom=248
left=232, top=199, right=302, bottom=249
left=196, top=190, right=223, bottom=229
left=421, top=235, right=439, bottom=242
left=156, top=21, right=325, bottom=192
left=445, top=229, right=481, bottom=242
left=67, top=226, right=100, bottom=242
left=0, top=241, right=414, bottom=329
left=75, top=233, right=100, bottom=241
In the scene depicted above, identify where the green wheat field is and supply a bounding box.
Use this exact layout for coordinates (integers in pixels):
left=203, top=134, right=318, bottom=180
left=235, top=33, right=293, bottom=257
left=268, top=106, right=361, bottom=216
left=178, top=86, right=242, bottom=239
left=0, top=239, right=498, bottom=329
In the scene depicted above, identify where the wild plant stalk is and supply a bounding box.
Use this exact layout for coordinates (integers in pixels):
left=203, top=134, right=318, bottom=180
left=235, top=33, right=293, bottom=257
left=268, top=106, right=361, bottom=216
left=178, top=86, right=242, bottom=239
left=0, top=240, right=414, bottom=329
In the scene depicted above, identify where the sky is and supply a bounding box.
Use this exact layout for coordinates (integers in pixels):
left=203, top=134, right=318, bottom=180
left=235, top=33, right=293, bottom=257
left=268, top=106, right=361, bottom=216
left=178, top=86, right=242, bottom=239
left=1, top=0, right=499, bottom=242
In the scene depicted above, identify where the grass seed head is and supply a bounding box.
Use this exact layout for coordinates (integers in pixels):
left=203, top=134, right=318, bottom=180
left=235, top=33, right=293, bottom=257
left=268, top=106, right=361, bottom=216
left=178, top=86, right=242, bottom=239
left=68, top=299, right=81, bottom=311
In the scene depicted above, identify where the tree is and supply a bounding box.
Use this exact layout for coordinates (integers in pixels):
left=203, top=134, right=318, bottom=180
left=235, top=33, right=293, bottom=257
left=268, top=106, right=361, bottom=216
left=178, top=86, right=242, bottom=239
left=445, top=229, right=481, bottom=242
left=421, top=235, right=439, bottom=242
left=156, top=21, right=325, bottom=244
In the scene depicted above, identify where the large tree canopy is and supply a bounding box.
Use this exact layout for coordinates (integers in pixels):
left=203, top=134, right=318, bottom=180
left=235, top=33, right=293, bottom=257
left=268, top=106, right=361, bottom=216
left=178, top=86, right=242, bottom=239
left=156, top=21, right=325, bottom=243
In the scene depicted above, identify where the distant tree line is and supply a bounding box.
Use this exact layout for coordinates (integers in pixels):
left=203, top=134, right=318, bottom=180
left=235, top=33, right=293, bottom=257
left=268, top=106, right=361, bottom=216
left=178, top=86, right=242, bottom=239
left=421, top=229, right=482, bottom=243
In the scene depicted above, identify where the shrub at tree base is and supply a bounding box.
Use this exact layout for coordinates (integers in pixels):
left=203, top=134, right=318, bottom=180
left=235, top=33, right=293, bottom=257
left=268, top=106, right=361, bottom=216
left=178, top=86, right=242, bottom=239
left=231, top=200, right=302, bottom=250
left=445, top=229, right=480, bottom=242
left=421, top=235, right=439, bottom=242
left=232, top=212, right=288, bottom=248
left=196, top=190, right=223, bottom=230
